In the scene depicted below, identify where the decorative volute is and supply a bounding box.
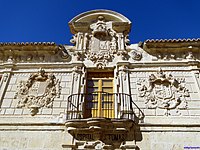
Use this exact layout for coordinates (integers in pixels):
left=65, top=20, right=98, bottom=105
left=68, top=10, right=132, bottom=68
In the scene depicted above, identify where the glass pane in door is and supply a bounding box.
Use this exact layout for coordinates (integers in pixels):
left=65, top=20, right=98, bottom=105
left=85, top=72, right=114, bottom=118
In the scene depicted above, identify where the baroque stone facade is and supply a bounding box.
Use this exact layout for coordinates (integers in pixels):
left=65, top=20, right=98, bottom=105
left=0, top=9, right=200, bottom=150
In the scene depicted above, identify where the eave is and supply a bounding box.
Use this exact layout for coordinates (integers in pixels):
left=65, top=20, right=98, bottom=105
left=0, top=42, right=63, bottom=62
left=0, top=42, right=59, bottom=52
left=143, top=38, right=200, bottom=54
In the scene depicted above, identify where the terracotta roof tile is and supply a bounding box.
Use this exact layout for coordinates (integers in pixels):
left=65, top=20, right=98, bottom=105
left=145, top=38, right=200, bottom=43
left=0, top=42, right=56, bottom=46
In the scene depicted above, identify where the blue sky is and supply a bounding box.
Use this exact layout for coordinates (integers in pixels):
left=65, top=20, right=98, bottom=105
left=0, top=0, right=199, bottom=44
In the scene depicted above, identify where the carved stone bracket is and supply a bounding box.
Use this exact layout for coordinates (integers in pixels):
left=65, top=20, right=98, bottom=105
left=15, top=68, right=61, bottom=116
left=137, top=68, right=189, bottom=114
left=59, top=45, right=70, bottom=60
left=65, top=118, right=137, bottom=149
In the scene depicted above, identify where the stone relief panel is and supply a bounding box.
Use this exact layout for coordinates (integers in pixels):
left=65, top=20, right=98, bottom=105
left=70, top=15, right=131, bottom=68
left=136, top=69, right=190, bottom=115
left=14, top=68, right=61, bottom=116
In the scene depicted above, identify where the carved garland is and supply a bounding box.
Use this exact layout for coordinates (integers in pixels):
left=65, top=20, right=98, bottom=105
left=137, top=69, right=189, bottom=114
left=15, top=68, right=61, bottom=115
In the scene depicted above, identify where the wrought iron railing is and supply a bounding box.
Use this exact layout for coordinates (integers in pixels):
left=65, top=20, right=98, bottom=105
left=66, top=92, right=144, bottom=121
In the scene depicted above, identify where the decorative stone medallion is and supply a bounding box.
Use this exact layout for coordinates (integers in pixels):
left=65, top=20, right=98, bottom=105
left=137, top=68, right=189, bottom=114
left=131, top=50, right=142, bottom=61
left=15, top=68, right=61, bottom=115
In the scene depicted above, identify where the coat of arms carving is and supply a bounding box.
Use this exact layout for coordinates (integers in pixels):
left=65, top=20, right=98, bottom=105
left=70, top=15, right=130, bottom=68
left=86, top=15, right=118, bottom=68
left=15, top=68, right=61, bottom=115
left=137, top=69, right=189, bottom=114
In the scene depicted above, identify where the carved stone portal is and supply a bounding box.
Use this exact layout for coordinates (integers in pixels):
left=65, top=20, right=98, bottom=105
left=137, top=68, right=189, bottom=114
left=15, top=68, right=61, bottom=115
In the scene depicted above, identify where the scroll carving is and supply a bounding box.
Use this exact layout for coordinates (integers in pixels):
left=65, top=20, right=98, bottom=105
left=15, top=68, right=61, bottom=116
left=70, top=15, right=130, bottom=68
left=137, top=69, right=189, bottom=113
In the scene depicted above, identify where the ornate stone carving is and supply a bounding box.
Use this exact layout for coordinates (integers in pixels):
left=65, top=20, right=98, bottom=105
left=69, top=15, right=131, bottom=68
left=65, top=118, right=136, bottom=149
left=131, top=50, right=142, bottom=61
left=137, top=68, right=189, bottom=113
left=83, top=141, right=106, bottom=149
left=186, top=52, right=195, bottom=60
left=85, top=16, right=119, bottom=68
left=124, top=34, right=130, bottom=47
left=73, top=51, right=84, bottom=61
left=152, top=51, right=198, bottom=61
left=87, top=51, right=113, bottom=68
left=59, top=45, right=70, bottom=60
left=0, top=43, right=64, bottom=62
left=117, top=50, right=128, bottom=60
left=15, top=68, right=61, bottom=116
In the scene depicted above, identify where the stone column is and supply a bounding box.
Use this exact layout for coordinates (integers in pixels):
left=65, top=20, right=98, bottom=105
left=0, top=68, right=12, bottom=106
left=69, top=66, right=85, bottom=118
left=76, top=32, right=84, bottom=50
left=117, top=33, right=125, bottom=50
left=117, top=65, right=132, bottom=119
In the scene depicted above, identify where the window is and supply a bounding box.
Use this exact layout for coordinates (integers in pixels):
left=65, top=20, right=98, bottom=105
left=85, top=72, right=114, bottom=118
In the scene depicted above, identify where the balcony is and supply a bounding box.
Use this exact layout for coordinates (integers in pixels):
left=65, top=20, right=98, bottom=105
left=65, top=92, right=143, bottom=149
left=66, top=92, right=144, bottom=121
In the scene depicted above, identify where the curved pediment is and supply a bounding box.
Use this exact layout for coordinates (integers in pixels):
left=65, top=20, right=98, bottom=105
left=69, top=9, right=131, bottom=24
left=69, top=9, right=131, bottom=34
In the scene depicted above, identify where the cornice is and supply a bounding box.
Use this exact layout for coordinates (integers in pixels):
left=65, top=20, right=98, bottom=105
left=143, top=38, right=200, bottom=54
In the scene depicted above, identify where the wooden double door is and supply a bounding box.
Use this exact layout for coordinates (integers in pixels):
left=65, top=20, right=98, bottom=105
left=85, top=72, right=114, bottom=118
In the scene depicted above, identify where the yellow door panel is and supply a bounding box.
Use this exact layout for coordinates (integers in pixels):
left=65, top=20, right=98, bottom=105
left=85, top=72, right=114, bottom=118
left=102, top=80, right=113, bottom=87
